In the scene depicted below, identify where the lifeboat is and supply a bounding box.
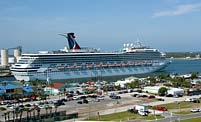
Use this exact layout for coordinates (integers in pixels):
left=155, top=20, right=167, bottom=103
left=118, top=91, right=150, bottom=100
left=67, top=66, right=74, bottom=69
left=102, top=64, right=107, bottom=67
left=87, top=65, right=92, bottom=68
left=75, top=66, right=82, bottom=68
left=57, top=66, right=65, bottom=69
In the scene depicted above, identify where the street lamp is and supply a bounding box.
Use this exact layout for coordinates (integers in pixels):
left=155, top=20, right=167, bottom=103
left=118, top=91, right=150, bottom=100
left=175, top=101, right=180, bottom=122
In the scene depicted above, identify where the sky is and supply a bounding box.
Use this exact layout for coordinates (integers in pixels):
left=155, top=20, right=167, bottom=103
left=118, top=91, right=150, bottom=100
left=0, top=0, right=201, bottom=53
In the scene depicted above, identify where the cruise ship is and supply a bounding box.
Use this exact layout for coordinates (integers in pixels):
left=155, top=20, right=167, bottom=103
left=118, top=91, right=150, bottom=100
left=11, top=33, right=170, bottom=81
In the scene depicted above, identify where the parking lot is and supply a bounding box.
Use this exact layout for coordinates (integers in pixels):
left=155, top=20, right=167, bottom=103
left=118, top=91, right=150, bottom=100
left=1, top=89, right=201, bottom=121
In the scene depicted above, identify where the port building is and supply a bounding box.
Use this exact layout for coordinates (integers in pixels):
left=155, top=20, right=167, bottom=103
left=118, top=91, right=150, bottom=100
left=143, top=86, right=184, bottom=96
left=0, top=81, right=34, bottom=97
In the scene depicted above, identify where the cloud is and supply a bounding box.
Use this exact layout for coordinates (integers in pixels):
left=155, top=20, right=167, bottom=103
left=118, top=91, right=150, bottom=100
left=153, top=3, right=201, bottom=17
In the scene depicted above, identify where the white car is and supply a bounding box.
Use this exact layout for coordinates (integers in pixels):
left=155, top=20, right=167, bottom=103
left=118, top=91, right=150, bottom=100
left=185, top=98, right=191, bottom=102
left=73, top=96, right=80, bottom=100
left=138, top=111, right=148, bottom=116
left=7, top=105, right=16, bottom=109
left=97, top=97, right=104, bottom=100
left=190, top=108, right=200, bottom=112
left=185, top=98, right=198, bottom=102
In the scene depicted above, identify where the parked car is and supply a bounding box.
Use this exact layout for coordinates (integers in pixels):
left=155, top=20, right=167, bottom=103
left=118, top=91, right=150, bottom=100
left=73, top=96, right=80, bottom=100
left=94, top=99, right=100, bottom=102
left=191, top=108, right=201, bottom=112
left=7, top=104, right=15, bottom=109
left=111, top=95, right=121, bottom=99
left=60, top=98, right=68, bottom=102
left=155, top=106, right=168, bottom=111
left=157, top=98, right=165, bottom=101
left=80, top=96, right=87, bottom=99
left=131, top=94, right=139, bottom=97
left=166, top=94, right=173, bottom=97
left=185, top=98, right=199, bottom=103
left=118, top=91, right=123, bottom=94
left=25, top=104, right=31, bottom=107
left=127, top=108, right=138, bottom=114
left=54, top=100, right=65, bottom=106
left=141, top=95, right=148, bottom=98
left=148, top=95, right=155, bottom=99
left=97, top=96, right=104, bottom=100
left=0, top=101, right=7, bottom=105
left=77, top=101, right=83, bottom=104
left=83, top=99, right=88, bottom=104
left=109, top=93, right=117, bottom=98
left=138, top=111, right=148, bottom=116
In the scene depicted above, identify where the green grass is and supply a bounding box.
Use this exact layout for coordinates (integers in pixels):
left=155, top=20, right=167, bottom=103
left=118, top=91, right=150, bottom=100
left=87, top=111, right=164, bottom=122
left=181, top=117, right=201, bottom=122
left=144, top=115, right=164, bottom=120
left=153, top=101, right=201, bottom=110
left=174, top=111, right=191, bottom=114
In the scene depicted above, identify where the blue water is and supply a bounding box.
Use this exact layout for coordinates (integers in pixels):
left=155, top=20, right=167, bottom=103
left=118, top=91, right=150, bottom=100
left=162, top=59, right=201, bottom=74
left=0, top=59, right=201, bottom=81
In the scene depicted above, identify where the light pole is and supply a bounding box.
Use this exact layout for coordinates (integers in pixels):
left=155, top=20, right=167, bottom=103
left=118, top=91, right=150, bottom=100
left=46, top=68, right=52, bottom=95
left=175, top=101, right=180, bottom=122
left=88, top=102, right=91, bottom=120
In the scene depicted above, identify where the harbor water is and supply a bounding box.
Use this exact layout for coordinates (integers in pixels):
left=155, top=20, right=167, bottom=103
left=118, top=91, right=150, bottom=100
left=161, top=59, right=201, bottom=74
left=0, top=59, right=201, bottom=81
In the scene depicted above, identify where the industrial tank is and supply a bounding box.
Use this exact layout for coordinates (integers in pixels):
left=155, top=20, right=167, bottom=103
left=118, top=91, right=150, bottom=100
left=14, top=49, right=21, bottom=63
left=1, top=49, right=8, bottom=66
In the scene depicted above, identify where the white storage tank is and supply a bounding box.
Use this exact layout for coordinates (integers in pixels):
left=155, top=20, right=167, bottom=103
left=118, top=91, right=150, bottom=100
left=14, top=49, right=21, bottom=63
left=1, top=49, right=8, bottom=66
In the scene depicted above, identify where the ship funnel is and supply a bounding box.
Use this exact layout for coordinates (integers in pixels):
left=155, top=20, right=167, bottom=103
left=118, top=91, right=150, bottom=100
left=59, top=33, right=81, bottom=50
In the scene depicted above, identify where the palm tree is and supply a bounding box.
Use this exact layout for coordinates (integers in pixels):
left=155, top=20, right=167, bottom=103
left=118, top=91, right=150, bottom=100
left=7, top=111, right=10, bottom=121
left=15, top=110, right=20, bottom=122
left=12, top=110, right=15, bottom=121
left=49, top=106, right=53, bottom=117
left=24, top=108, right=30, bottom=120
left=45, top=106, right=48, bottom=118
left=28, top=108, right=32, bottom=120
left=32, top=107, right=36, bottom=118
left=36, top=106, right=41, bottom=119
left=54, top=105, right=58, bottom=116
left=19, top=109, right=24, bottom=122
left=3, top=112, right=7, bottom=122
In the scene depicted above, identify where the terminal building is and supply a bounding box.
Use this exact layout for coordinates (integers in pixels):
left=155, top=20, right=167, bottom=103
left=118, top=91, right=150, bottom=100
left=143, top=86, right=185, bottom=96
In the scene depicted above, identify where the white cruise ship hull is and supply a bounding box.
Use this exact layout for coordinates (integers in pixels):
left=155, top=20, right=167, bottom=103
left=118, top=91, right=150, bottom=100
left=13, top=63, right=167, bottom=81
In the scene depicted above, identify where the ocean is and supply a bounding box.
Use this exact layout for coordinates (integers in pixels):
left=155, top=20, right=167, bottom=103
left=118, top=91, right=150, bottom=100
left=0, top=59, right=201, bottom=81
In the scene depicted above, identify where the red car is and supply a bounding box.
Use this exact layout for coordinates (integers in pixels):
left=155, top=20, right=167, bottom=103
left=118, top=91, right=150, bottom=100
left=156, top=106, right=168, bottom=111
left=148, top=95, right=155, bottom=99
